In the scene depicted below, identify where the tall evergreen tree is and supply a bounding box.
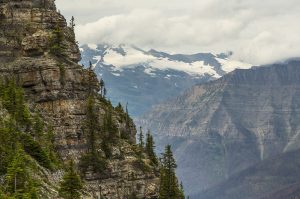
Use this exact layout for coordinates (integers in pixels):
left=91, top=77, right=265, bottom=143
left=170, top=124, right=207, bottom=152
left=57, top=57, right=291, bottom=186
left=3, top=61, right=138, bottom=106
left=69, top=16, right=75, bottom=30
left=159, top=145, right=184, bottom=199
left=179, top=182, right=185, bottom=199
left=59, top=160, right=83, bottom=199
left=145, top=130, right=158, bottom=165
left=138, top=127, right=144, bottom=149
left=99, top=79, right=105, bottom=97
left=50, top=24, right=64, bottom=55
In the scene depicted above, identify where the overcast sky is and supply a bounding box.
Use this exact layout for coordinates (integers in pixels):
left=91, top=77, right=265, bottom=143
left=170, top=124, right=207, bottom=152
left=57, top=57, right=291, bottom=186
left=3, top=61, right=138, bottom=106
left=56, top=0, right=300, bottom=65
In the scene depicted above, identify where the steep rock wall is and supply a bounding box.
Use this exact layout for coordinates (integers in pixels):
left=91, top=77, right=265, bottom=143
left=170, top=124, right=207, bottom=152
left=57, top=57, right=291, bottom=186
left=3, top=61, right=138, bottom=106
left=0, top=0, right=159, bottom=198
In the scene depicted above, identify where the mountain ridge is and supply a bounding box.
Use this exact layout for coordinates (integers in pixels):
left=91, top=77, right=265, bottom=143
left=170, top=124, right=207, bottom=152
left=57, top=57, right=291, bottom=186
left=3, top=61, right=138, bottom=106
left=80, top=43, right=252, bottom=116
left=138, top=60, right=300, bottom=196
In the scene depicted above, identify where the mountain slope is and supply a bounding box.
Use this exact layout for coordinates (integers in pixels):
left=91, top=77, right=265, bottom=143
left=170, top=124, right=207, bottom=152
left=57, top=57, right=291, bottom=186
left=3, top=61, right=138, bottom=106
left=80, top=44, right=251, bottom=116
left=139, top=60, right=300, bottom=196
left=195, top=148, right=300, bottom=199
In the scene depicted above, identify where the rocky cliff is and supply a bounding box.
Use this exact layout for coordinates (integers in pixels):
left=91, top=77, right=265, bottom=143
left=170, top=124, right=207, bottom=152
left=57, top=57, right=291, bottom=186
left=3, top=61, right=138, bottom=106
left=0, top=0, right=159, bottom=198
left=139, top=60, right=300, bottom=196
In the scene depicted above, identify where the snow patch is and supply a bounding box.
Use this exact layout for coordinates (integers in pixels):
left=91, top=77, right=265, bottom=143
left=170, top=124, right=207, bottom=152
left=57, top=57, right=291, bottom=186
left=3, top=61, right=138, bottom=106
left=112, top=73, right=121, bottom=76
left=88, top=44, right=98, bottom=50
left=103, top=47, right=153, bottom=69
left=92, top=56, right=102, bottom=68
left=144, top=67, right=156, bottom=76
left=150, top=58, right=221, bottom=78
left=217, top=58, right=252, bottom=72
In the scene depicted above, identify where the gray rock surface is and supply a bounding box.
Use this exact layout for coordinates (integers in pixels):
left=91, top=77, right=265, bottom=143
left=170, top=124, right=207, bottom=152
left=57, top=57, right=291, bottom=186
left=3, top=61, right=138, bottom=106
left=139, top=61, right=300, bottom=196
left=0, top=0, right=159, bottom=198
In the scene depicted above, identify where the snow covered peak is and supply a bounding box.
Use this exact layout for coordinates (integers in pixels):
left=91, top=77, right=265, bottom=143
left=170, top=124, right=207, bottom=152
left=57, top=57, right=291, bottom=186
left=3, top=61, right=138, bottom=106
left=80, top=43, right=253, bottom=116
left=80, top=43, right=252, bottom=78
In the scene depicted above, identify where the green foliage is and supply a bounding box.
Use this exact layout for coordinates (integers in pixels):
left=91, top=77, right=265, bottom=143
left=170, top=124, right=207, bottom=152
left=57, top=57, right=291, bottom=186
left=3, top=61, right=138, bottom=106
left=159, top=145, right=185, bottom=199
left=0, top=80, right=31, bottom=126
left=85, top=96, right=99, bottom=153
left=69, top=16, right=75, bottom=30
left=179, top=182, right=185, bottom=199
left=145, top=130, right=158, bottom=166
left=32, top=114, right=44, bottom=138
left=79, top=95, right=106, bottom=174
left=44, top=126, right=61, bottom=169
left=19, top=133, right=52, bottom=169
left=115, top=103, right=124, bottom=114
left=5, top=144, right=39, bottom=198
left=0, top=79, right=61, bottom=196
left=80, top=94, right=119, bottom=174
left=99, top=79, right=106, bottom=98
left=0, top=117, right=17, bottom=174
left=115, top=103, right=132, bottom=141
left=138, top=127, right=144, bottom=149
left=101, top=108, right=119, bottom=158
left=102, top=110, right=118, bottom=144
left=78, top=152, right=106, bottom=174
left=49, top=25, right=64, bottom=56
left=59, top=160, right=83, bottom=199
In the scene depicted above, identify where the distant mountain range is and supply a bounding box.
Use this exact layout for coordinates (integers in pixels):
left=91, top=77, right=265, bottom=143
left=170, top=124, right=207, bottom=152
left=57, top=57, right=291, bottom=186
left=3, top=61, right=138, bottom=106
left=80, top=44, right=252, bottom=116
left=139, top=60, right=300, bottom=197
left=196, top=148, right=300, bottom=199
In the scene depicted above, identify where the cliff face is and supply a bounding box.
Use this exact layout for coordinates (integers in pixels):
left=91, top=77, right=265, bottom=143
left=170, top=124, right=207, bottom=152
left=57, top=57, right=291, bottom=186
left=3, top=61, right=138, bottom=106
left=0, top=0, right=159, bottom=198
left=139, top=61, right=300, bottom=196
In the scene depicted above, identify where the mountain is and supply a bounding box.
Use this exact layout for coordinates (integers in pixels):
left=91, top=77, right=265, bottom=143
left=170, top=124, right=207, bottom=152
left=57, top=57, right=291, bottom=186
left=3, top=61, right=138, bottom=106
left=139, top=60, right=300, bottom=196
left=0, top=1, right=159, bottom=198
left=195, top=148, right=300, bottom=199
left=80, top=44, right=252, bottom=116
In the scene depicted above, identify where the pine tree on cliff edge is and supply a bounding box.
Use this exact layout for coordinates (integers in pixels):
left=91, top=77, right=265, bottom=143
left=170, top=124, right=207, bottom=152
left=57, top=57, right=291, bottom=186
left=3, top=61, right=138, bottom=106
left=138, top=126, right=144, bottom=149
left=159, top=145, right=185, bottom=199
left=145, top=130, right=158, bottom=166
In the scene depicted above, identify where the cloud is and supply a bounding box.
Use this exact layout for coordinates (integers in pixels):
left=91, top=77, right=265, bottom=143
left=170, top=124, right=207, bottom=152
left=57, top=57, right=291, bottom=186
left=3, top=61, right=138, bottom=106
left=56, top=0, right=300, bottom=65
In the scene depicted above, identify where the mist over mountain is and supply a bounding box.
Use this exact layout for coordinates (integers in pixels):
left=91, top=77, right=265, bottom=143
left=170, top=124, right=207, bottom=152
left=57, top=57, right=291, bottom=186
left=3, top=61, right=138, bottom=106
left=196, top=148, right=300, bottom=199
left=139, top=60, right=300, bottom=197
left=80, top=43, right=251, bottom=116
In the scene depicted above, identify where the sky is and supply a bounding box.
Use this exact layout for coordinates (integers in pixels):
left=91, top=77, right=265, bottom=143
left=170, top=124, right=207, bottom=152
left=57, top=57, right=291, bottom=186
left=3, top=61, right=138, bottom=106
left=56, top=0, right=300, bottom=65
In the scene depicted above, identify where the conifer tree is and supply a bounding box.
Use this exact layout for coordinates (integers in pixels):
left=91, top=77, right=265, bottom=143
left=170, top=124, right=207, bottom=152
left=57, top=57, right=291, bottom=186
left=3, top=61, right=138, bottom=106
left=159, top=145, right=184, bottom=199
left=69, top=16, right=75, bottom=30
left=89, top=61, right=93, bottom=70
left=33, top=113, right=44, bottom=139
left=59, top=160, right=83, bottom=199
left=6, top=144, right=28, bottom=194
left=5, top=144, right=38, bottom=198
left=138, top=127, right=144, bottom=149
left=145, top=130, right=158, bottom=165
left=1, top=80, right=31, bottom=126
left=50, top=24, right=64, bottom=55
left=179, top=182, right=185, bottom=199
left=115, top=103, right=124, bottom=113
left=99, top=79, right=105, bottom=97
left=125, top=103, right=131, bottom=138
